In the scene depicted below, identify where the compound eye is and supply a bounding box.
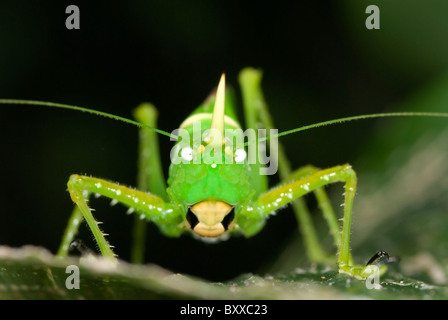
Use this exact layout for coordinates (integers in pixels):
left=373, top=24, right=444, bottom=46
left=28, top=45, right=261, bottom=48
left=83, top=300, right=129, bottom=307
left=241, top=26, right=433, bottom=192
left=234, top=148, right=246, bottom=163
left=181, top=147, right=193, bottom=161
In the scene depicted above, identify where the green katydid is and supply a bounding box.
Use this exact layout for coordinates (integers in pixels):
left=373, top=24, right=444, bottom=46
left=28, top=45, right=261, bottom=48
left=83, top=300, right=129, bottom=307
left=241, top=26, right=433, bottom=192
left=1, top=67, right=447, bottom=280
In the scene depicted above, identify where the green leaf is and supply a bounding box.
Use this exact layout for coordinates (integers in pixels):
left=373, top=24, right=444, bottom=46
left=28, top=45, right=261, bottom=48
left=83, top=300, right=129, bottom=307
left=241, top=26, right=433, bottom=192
left=1, top=245, right=448, bottom=300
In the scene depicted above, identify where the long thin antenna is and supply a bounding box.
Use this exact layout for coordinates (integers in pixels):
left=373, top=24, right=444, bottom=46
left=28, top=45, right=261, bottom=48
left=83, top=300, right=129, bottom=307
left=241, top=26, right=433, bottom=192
left=256, top=112, right=448, bottom=144
left=0, top=99, right=173, bottom=138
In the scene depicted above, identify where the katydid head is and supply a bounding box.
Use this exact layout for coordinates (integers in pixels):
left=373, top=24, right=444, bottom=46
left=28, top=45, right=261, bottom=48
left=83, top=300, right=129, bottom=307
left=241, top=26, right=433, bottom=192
left=167, top=73, right=254, bottom=238
left=167, top=128, right=253, bottom=238
left=167, top=155, right=247, bottom=240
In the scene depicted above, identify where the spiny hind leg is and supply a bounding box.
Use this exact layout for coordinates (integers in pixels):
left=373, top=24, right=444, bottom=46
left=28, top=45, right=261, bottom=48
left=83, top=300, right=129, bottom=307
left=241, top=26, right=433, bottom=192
left=131, top=103, right=168, bottom=263
left=238, top=68, right=378, bottom=278
left=238, top=68, right=344, bottom=265
left=57, top=104, right=170, bottom=262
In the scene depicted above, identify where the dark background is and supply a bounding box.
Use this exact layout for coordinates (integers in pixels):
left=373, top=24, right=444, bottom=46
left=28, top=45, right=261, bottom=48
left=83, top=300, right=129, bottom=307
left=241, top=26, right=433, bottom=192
left=1, top=1, right=447, bottom=281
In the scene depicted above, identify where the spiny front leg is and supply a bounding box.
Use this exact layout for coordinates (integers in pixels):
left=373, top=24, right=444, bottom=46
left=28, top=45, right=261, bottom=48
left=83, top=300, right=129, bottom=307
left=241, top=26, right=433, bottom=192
left=58, top=174, right=183, bottom=261
left=237, top=164, right=380, bottom=279
left=282, top=165, right=350, bottom=265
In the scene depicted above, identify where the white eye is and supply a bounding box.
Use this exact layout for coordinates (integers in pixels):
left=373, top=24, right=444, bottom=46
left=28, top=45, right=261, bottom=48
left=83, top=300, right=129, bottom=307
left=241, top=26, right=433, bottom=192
left=181, top=147, right=193, bottom=161
left=234, top=148, right=246, bottom=163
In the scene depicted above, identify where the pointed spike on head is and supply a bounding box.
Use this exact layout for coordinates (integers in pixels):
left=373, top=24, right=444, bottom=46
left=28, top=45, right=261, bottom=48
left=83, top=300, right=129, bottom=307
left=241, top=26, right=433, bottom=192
left=206, top=73, right=226, bottom=147
left=211, top=73, right=226, bottom=132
